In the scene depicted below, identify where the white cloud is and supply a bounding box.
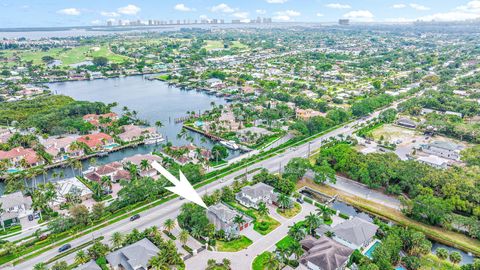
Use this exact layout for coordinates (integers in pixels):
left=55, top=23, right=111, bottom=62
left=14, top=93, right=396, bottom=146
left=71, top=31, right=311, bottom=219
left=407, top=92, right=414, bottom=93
left=174, top=3, right=195, bottom=12
left=91, top=20, right=102, bottom=25
left=57, top=8, right=81, bottom=16
left=117, top=4, right=141, bottom=15
left=101, top=11, right=119, bottom=17
left=409, top=3, right=430, bottom=11
left=233, top=12, right=249, bottom=19
left=325, top=3, right=351, bottom=9
left=417, top=1, right=480, bottom=22
left=256, top=9, right=267, bottom=14
left=343, top=10, right=374, bottom=21
left=199, top=15, right=210, bottom=20
left=266, top=0, right=288, bottom=3
left=273, top=10, right=301, bottom=21
left=210, top=3, right=234, bottom=13
left=392, top=4, right=407, bottom=9
left=457, top=0, right=480, bottom=11
left=385, top=17, right=414, bottom=23
left=316, top=13, right=324, bottom=17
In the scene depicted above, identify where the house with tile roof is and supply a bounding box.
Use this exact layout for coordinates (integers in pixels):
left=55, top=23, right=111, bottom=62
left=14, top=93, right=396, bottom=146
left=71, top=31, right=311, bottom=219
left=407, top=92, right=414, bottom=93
left=77, top=133, right=113, bottom=150
left=0, top=147, right=43, bottom=168
left=106, top=238, right=159, bottom=270
left=84, top=162, right=131, bottom=183
left=300, top=235, right=354, bottom=270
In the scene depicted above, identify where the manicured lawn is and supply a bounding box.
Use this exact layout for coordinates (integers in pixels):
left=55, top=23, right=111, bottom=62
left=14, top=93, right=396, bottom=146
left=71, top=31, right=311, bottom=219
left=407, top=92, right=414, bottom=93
left=254, top=215, right=280, bottom=235
left=216, top=236, right=253, bottom=252
left=204, top=40, right=225, bottom=51
left=276, top=235, right=296, bottom=250
left=252, top=251, right=270, bottom=270
left=277, top=202, right=302, bottom=218
left=231, top=41, right=249, bottom=50
left=419, top=254, right=459, bottom=270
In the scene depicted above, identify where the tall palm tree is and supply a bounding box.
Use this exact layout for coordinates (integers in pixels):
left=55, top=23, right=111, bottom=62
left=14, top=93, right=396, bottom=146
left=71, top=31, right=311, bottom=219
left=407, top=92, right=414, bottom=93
left=305, top=213, right=322, bottom=235
left=74, top=250, right=89, bottom=265
left=179, top=230, right=189, bottom=245
left=111, top=231, right=124, bottom=250
left=155, top=120, right=164, bottom=129
left=316, top=205, right=331, bottom=222
left=289, top=241, right=304, bottom=260
left=163, top=218, right=175, bottom=233
left=258, top=202, right=269, bottom=217
left=33, top=263, right=48, bottom=270
left=140, top=159, right=149, bottom=171
left=264, top=252, right=280, bottom=270
left=222, top=258, right=231, bottom=269
left=277, top=194, right=292, bottom=212
left=233, top=215, right=246, bottom=230
left=288, top=222, right=306, bottom=241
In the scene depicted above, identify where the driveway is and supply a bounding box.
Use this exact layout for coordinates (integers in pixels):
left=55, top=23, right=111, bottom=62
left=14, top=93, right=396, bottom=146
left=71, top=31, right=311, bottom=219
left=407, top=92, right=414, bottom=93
left=185, top=202, right=317, bottom=270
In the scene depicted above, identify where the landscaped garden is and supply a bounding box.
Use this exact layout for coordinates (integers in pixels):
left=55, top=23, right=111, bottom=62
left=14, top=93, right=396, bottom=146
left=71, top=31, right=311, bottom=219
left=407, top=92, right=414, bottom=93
left=277, top=202, right=302, bottom=218
left=216, top=235, right=253, bottom=252
left=225, top=201, right=280, bottom=235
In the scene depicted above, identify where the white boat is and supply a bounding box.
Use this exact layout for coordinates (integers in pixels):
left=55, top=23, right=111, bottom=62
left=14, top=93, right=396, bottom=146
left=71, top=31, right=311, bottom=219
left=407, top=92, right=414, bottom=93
left=144, top=134, right=165, bottom=145
left=220, top=140, right=239, bottom=150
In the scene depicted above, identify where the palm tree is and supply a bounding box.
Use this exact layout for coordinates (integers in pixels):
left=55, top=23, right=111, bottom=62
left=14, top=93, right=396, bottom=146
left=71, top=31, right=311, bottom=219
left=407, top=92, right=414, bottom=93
left=33, top=263, right=48, bottom=270
left=191, top=227, right=202, bottom=239
left=289, top=241, right=304, bottom=260
left=140, top=159, right=149, bottom=171
left=288, top=222, right=306, bottom=241
left=222, top=258, right=231, bottom=269
left=89, top=158, right=97, bottom=168
left=179, top=230, right=189, bottom=245
left=277, top=194, right=292, bottom=212
left=163, top=218, right=175, bottom=233
left=305, top=213, right=322, bottom=235
left=233, top=215, right=246, bottom=230
left=258, top=202, right=269, bottom=216
left=100, top=176, right=112, bottom=191
left=264, top=251, right=280, bottom=270
left=316, top=205, right=332, bottom=222
left=74, top=250, right=89, bottom=264
left=111, top=231, right=124, bottom=250
left=155, top=120, right=164, bottom=129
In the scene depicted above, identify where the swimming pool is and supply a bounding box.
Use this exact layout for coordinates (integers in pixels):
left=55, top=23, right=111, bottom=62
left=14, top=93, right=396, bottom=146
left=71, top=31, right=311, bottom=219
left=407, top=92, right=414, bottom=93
left=6, top=168, right=21, bottom=173
left=364, top=240, right=381, bottom=259
left=104, top=143, right=120, bottom=150
left=395, top=266, right=406, bottom=270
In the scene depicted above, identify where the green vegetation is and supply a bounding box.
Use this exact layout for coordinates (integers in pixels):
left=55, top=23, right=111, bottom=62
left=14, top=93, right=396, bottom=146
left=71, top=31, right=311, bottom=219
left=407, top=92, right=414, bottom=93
left=252, top=251, right=271, bottom=270
left=277, top=202, right=301, bottom=218
left=216, top=235, right=252, bottom=252
left=276, top=235, right=296, bottom=250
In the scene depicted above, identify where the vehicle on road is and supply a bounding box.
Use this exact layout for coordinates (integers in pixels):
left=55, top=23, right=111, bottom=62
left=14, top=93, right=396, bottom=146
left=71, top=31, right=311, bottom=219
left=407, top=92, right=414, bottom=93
left=296, top=197, right=304, bottom=204
left=130, top=214, right=140, bottom=221
left=58, top=244, right=71, bottom=252
left=28, top=214, right=34, bottom=221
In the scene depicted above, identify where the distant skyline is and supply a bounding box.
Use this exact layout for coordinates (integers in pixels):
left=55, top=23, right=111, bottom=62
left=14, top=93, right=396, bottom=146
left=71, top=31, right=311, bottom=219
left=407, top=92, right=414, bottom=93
left=0, top=0, right=479, bottom=28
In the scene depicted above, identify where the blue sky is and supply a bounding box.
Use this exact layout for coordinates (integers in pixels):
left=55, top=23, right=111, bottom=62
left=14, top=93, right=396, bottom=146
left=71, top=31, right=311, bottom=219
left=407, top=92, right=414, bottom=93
left=0, top=0, right=479, bottom=27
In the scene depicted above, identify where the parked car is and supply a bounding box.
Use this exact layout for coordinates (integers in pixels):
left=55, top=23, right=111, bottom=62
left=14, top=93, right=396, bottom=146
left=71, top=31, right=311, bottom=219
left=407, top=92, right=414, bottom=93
left=33, top=212, right=40, bottom=219
left=39, top=234, right=49, bottom=240
left=296, top=197, right=304, bottom=204
left=28, top=214, right=34, bottom=221
left=58, top=244, right=71, bottom=252
left=130, top=214, right=140, bottom=221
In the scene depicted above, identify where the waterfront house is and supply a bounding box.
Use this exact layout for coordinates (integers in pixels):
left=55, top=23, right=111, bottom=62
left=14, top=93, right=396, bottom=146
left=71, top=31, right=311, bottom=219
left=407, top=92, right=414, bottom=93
left=207, top=203, right=253, bottom=238
left=84, top=162, right=131, bottom=183
left=0, top=191, right=33, bottom=227
left=122, top=154, right=163, bottom=178
left=300, top=235, right=354, bottom=270
left=83, top=113, right=118, bottom=128
left=0, top=147, right=43, bottom=168
left=77, top=133, right=113, bottom=150
left=420, top=141, right=462, bottom=161
left=41, top=136, right=82, bottom=163
left=235, top=182, right=275, bottom=209
left=106, top=238, right=159, bottom=270
left=331, top=217, right=379, bottom=249
left=50, top=178, right=93, bottom=210
left=118, top=125, right=157, bottom=142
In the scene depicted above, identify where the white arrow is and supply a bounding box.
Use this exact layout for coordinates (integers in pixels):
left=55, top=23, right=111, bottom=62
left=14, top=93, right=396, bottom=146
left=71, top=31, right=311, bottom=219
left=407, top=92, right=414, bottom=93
left=151, top=161, right=207, bottom=209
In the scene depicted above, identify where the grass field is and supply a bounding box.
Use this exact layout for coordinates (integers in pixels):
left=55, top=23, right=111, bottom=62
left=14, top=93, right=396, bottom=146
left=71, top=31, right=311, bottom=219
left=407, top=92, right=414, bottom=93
left=298, top=178, right=480, bottom=257
left=276, top=235, right=296, bottom=250
left=277, top=202, right=302, bottom=218
left=252, top=251, right=270, bottom=270
left=216, top=235, right=253, bottom=252
left=5, top=45, right=129, bottom=67
left=254, top=215, right=280, bottom=235
left=419, top=254, right=459, bottom=270
left=203, top=40, right=248, bottom=51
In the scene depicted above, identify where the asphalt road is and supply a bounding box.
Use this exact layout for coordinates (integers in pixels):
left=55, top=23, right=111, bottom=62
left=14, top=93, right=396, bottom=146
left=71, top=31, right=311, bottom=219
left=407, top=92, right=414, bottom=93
left=11, top=98, right=405, bottom=269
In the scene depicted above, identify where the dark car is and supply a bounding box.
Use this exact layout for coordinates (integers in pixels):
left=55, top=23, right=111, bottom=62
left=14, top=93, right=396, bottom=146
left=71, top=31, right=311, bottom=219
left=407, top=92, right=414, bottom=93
left=28, top=214, right=34, bottom=221
left=58, top=244, right=71, bottom=252
left=296, top=197, right=304, bottom=204
left=130, top=214, right=140, bottom=221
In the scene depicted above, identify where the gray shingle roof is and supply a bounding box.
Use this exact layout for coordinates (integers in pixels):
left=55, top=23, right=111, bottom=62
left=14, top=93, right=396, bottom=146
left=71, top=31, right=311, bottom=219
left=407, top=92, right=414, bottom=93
left=106, top=238, right=159, bottom=270
left=300, top=236, right=353, bottom=270
left=332, top=217, right=378, bottom=246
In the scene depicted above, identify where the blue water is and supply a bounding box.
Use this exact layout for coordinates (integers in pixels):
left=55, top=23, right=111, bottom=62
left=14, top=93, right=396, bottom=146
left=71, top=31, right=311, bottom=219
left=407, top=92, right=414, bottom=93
left=6, top=168, right=21, bottom=173
left=395, top=266, right=406, bottom=270
left=364, top=241, right=380, bottom=259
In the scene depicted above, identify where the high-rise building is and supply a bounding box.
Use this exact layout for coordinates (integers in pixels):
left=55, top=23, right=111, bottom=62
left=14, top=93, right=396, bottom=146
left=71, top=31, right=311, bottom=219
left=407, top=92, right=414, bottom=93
left=339, top=19, right=349, bottom=25
left=107, top=21, right=113, bottom=27
left=118, top=19, right=123, bottom=26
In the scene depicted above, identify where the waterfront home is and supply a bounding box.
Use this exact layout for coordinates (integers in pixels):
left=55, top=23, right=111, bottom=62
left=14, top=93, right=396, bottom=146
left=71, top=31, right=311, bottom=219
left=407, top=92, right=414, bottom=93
left=331, top=217, right=379, bottom=249
left=0, top=147, right=43, bottom=168
left=207, top=203, right=253, bottom=239
left=50, top=178, right=93, bottom=209
left=0, top=191, right=33, bottom=227
left=235, top=182, right=275, bottom=209
left=84, top=162, right=131, bottom=183
left=164, top=144, right=211, bottom=165
left=204, top=108, right=241, bottom=132
left=77, top=133, right=113, bottom=151
left=420, top=140, right=462, bottom=161
left=118, top=125, right=156, bottom=142
left=236, top=127, right=273, bottom=144
left=83, top=113, right=119, bottom=128
left=300, top=235, right=354, bottom=270
left=41, top=135, right=82, bottom=163
left=122, top=154, right=163, bottom=178
left=296, top=108, right=325, bottom=120
left=106, top=238, right=159, bottom=270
